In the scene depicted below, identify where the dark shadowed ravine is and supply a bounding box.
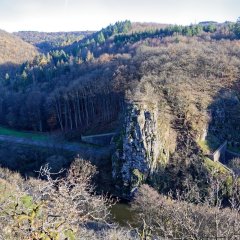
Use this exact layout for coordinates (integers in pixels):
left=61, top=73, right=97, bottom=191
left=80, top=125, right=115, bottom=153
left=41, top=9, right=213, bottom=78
left=0, top=134, right=112, bottom=160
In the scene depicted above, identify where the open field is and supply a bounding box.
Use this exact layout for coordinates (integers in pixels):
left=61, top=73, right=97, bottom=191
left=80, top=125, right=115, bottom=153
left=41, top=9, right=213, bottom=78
left=0, top=126, right=49, bottom=141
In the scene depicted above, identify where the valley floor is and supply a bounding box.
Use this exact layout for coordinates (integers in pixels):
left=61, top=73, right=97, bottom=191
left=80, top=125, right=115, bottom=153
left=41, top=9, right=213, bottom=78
left=0, top=126, right=111, bottom=159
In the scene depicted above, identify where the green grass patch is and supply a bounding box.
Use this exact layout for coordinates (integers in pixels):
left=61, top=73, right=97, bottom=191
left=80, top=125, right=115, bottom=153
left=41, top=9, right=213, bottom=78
left=198, top=135, right=221, bottom=154
left=204, top=157, right=229, bottom=174
left=0, top=126, right=49, bottom=141
left=0, top=126, right=104, bottom=148
left=198, top=140, right=211, bottom=154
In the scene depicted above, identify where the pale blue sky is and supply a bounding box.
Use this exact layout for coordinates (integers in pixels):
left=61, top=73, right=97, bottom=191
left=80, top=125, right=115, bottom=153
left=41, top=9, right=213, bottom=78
left=0, top=0, right=239, bottom=32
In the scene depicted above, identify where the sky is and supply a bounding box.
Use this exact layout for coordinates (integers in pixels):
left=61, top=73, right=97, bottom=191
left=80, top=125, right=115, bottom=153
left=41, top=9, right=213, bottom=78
left=0, top=0, right=239, bottom=32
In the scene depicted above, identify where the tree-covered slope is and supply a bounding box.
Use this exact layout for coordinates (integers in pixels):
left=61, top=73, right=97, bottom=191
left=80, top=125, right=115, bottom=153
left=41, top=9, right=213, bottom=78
left=14, top=31, right=94, bottom=52
left=0, top=20, right=240, bottom=137
left=0, top=20, right=240, bottom=197
left=0, top=29, right=38, bottom=65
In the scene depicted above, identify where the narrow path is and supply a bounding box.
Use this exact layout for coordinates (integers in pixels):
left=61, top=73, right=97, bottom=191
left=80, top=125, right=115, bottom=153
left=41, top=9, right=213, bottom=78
left=0, top=135, right=112, bottom=160
left=82, top=132, right=117, bottom=138
left=81, top=132, right=117, bottom=146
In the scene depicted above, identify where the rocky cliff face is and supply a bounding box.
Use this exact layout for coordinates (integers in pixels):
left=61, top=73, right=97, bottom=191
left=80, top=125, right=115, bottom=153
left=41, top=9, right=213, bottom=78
left=112, top=102, right=172, bottom=198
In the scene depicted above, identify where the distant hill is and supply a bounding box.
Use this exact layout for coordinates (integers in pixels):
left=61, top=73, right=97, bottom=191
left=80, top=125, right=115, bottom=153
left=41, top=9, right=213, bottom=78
left=198, top=21, right=218, bottom=26
left=0, top=29, right=38, bottom=65
left=14, top=31, right=94, bottom=52
left=131, top=22, right=170, bottom=32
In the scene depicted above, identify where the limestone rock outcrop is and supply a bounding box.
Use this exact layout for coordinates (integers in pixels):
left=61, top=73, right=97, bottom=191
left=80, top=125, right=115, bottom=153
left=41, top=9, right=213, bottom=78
left=112, top=102, right=172, bottom=198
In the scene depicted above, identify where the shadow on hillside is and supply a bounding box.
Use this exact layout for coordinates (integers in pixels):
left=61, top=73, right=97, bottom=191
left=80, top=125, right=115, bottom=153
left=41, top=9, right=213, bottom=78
left=0, top=139, right=115, bottom=193
left=0, top=62, right=20, bottom=78
left=206, top=82, right=240, bottom=157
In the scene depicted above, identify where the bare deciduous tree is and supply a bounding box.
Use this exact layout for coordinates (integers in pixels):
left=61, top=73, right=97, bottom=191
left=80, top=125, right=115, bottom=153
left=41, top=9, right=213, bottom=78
left=0, top=158, right=114, bottom=239
left=132, top=178, right=240, bottom=240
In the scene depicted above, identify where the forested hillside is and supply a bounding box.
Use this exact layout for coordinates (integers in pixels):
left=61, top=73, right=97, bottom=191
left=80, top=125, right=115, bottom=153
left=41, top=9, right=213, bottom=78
left=1, top=20, right=240, bottom=135
left=0, top=29, right=38, bottom=65
left=0, top=19, right=240, bottom=239
left=14, top=31, right=94, bottom=52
